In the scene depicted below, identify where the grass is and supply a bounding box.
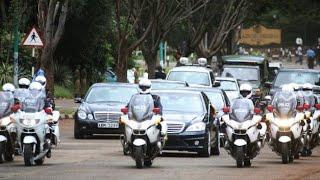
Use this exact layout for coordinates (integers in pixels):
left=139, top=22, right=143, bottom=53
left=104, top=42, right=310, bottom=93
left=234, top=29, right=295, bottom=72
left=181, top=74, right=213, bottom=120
left=54, top=85, right=73, bottom=99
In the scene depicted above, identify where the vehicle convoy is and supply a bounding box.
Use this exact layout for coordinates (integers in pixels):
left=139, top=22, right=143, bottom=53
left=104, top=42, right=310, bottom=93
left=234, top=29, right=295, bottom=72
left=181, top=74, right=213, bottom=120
left=74, top=83, right=138, bottom=139
left=221, top=55, right=269, bottom=99
left=221, top=98, right=265, bottom=167
left=215, top=77, right=240, bottom=102
left=153, top=90, right=220, bottom=156
left=12, top=86, right=60, bottom=166
left=119, top=93, right=167, bottom=168
left=166, top=58, right=220, bottom=87
left=0, top=91, right=16, bottom=163
left=265, top=89, right=305, bottom=164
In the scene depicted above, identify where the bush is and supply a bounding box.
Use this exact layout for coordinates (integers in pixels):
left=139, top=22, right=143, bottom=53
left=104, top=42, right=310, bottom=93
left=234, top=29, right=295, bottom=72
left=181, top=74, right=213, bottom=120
left=54, top=85, right=73, bottom=99
left=54, top=64, right=73, bottom=88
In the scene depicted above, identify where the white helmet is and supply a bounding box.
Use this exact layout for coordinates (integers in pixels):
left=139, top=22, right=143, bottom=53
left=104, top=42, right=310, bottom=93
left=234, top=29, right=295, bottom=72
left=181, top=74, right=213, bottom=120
left=138, top=79, right=152, bottom=94
left=29, top=82, right=42, bottom=91
left=35, top=76, right=46, bottom=87
left=282, top=84, right=294, bottom=92
left=179, top=57, right=189, bottom=65
left=197, top=58, right=207, bottom=66
left=239, top=84, right=252, bottom=99
left=18, top=78, right=31, bottom=88
left=2, top=83, right=15, bottom=92
left=302, top=83, right=313, bottom=91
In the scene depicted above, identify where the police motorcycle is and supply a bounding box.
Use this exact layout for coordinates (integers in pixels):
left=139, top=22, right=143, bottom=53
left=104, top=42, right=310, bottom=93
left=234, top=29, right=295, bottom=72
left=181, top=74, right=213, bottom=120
left=120, top=94, right=167, bottom=168
left=221, top=98, right=264, bottom=168
left=12, top=83, right=60, bottom=166
left=0, top=91, right=16, bottom=163
left=265, top=90, right=305, bottom=164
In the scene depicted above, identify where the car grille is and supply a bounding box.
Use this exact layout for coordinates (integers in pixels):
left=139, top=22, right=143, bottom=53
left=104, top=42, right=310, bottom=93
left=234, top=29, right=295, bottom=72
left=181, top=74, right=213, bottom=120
left=167, top=122, right=185, bottom=134
left=94, top=112, right=121, bottom=122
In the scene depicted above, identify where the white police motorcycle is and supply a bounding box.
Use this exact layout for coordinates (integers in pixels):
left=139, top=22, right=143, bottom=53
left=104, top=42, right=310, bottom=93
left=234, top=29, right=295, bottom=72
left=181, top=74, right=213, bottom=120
left=13, top=90, right=60, bottom=166
left=266, top=91, right=304, bottom=164
left=0, top=92, right=16, bottom=163
left=221, top=98, right=265, bottom=168
left=120, top=94, right=167, bottom=168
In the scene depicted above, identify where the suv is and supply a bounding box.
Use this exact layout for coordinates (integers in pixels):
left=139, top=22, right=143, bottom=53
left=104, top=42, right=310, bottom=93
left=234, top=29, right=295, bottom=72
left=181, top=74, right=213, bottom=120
left=166, top=65, right=219, bottom=87
left=220, top=55, right=269, bottom=97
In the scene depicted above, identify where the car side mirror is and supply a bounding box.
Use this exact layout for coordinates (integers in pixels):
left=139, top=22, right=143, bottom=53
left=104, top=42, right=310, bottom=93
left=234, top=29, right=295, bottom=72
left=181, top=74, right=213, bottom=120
left=74, top=98, right=83, bottom=103
left=265, top=82, right=272, bottom=88
left=213, top=81, right=221, bottom=87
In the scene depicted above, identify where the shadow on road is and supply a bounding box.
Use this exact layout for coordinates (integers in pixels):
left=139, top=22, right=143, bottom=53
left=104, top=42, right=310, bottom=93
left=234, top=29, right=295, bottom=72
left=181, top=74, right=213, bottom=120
left=160, top=151, right=199, bottom=158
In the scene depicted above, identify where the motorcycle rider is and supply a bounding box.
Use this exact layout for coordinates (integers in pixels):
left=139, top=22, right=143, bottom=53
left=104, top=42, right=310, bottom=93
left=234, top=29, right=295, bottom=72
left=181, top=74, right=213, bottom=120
left=137, top=79, right=163, bottom=114
left=301, top=83, right=317, bottom=108
left=289, top=83, right=305, bottom=106
left=14, top=78, right=31, bottom=104
left=239, top=84, right=255, bottom=109
left=34, top=76, right=55, bottom=110
left=2, top=83, right=15, bottom=95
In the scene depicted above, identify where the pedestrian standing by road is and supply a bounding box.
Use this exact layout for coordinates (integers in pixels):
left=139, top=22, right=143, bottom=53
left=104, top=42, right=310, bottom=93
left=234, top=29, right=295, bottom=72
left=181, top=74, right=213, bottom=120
left=306, top=47, right=316, bottom=69
left=295, top=45, right=303, bottom=65
left=316, top=45, right=320, bottom=66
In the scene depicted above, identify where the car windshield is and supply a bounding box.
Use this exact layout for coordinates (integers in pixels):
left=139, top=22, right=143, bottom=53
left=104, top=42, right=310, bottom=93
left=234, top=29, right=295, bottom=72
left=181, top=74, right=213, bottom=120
left=152, top=82, right=186, bottom=90
left=203, top=91, right=225, bottom=110
left=167, top=71, right=210, bottom=86
left=85, top=86, right=137, bottom=103
left=155, top=92, right=204, bottom=113
left=218, top=80, right=238, bottom=91
left=222, top=67, right=260, bottom=81
left=274, top=71, right=320, bottom=87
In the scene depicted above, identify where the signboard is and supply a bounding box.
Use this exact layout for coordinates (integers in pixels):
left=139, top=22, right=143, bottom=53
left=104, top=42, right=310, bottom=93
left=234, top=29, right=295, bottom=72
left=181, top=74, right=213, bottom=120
left=239, top=25, right=281, bottom=46
left=22, top=27, right=44, bottom=47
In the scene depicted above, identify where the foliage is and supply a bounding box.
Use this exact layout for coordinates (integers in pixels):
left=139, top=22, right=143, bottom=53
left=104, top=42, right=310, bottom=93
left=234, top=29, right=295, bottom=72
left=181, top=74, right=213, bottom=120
left=53, top=64, right=73, bottom=88
left=0, top=62, right=13, bottom=85
left=54, top=85, right=73, bottom=99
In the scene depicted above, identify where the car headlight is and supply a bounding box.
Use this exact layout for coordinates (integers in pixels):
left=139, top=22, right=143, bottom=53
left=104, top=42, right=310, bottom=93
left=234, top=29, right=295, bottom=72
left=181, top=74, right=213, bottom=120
left=77, top=110, right=87, bottom=120
left=0, top=117, right=11, bottom=126
left=186, top=122, right=206, bottom=132
left=19, top=119, right=40, bottom=126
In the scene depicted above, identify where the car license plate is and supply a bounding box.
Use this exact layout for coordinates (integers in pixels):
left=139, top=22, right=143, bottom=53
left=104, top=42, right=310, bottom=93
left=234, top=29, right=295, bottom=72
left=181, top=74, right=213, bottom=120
left=97, top=123, right=119, bottom=128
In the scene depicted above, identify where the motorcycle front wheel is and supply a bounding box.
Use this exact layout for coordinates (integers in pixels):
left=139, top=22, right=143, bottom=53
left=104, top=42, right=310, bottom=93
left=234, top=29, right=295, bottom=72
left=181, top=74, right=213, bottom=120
left=281, top=143, right=290, bottom=164
left=134, top=146, right=144, bottom=169
left=0, top=141, right=5, bottom=163
left=236, top=146, right=244, bottom=168
left=24, top=144, right=34, bottom=166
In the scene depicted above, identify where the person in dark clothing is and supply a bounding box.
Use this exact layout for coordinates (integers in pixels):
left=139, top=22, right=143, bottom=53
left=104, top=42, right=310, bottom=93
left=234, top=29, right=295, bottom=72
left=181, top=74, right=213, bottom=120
left=155, top=66, right=166, bottom=79
left=306, top=47, right=316, bottom=69
left=137, top=79, right=162, bottom=114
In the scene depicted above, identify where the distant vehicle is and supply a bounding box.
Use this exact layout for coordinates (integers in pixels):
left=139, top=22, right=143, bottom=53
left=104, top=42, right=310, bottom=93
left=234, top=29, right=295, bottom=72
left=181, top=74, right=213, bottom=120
left=166, top=66, right=220, bottom=87
left=153, top=90, right=220, bottom=157
left=105, top=69, right=117, bottom=82
left=266, top=69, right=320, bottom=97
left=215, top=77, right=240, bottom=102
left=268, top=61, right=283, bottom=81
left=74, top=83, right=138, bottom=139
left=150, top=79, right=188, bottom=90
left=221, top=55, right=269, bottom=97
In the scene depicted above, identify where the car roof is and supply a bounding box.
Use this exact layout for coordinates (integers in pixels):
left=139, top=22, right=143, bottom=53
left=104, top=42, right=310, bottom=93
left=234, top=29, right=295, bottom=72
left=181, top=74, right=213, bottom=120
left=152, top=89, right=203, bottom=95
left=278, top=68, right=320, bottom=73
left=222, top=64, right=259, bottom=69
left=91, top=82, right=138, bottom=88
left=150, top=79, right=186, bottom=84
left=168, top=66, right=212, bottom=73
left=176, top=87, right=223, bottom=93
left=222, top=55, right=265, bottom=64
left=215, top=77, right=237, bottom=82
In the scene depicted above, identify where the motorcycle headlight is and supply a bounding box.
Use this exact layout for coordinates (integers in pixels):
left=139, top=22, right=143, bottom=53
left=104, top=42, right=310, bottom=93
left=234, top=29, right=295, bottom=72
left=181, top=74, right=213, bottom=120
left=0, top=117, right=11, bottom=126
left=77, top=110, right=87, bottom=120
left=20, top=119, right=40, bottom=126
left=185, top=122, right=206, bottom=132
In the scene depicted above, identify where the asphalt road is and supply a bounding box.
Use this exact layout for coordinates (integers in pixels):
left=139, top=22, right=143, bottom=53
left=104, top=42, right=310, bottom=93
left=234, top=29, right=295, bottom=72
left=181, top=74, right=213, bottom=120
left=1, top=119, right=320, bottom=180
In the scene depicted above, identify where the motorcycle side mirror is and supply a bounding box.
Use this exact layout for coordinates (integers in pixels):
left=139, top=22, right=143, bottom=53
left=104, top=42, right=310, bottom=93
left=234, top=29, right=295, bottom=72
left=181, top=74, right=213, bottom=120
left=153, top=108, right=161, bottom=114
left=315, top=104, right=320, bottom=110
left=297, top=105, right=304, bottom=112
left=74, top=97, right=83, bottom=103
left=303, top=103, right=310, bottom=110
left=121, top=107, right=128, bottom=114
left=223, top=106, right=230, bottom=113
left=267, top=105, right=273, bottom=112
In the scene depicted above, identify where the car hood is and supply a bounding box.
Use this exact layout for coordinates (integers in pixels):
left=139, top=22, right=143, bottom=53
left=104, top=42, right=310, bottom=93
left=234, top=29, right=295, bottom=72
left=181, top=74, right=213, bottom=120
left=162, top=112, right=205, bottom=123
left=79, top=102, right=126, bottom=113
left=225, top=91, right=240, bottom=101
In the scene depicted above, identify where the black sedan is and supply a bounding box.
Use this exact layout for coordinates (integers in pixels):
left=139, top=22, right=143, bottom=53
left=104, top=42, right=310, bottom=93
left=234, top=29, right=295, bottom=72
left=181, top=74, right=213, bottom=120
left=74, top=83, right=138, bottom=139
left=153, top=90, right=219, bottom=157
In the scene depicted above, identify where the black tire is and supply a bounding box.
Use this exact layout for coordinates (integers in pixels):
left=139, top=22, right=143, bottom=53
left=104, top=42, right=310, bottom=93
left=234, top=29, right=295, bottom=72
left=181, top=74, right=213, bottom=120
left=244, top=159, right=251, bottom=167
left=35, top=157, right=44, bottom=165
left=74, top=121, right=84, bottom=139
left=144, top=159, right=153, bottom=167
left=211, top=131, right=220, bottom=156
left=198, top=132, right=211, bottom=157
left=294, top=152, right=300, bottom=159
left=236, top=146, right=244, bottom=168
left=4, top=143, right=14, bottom=162
left=134, top=146, right=144, bottom=169
left=24, top=144, right=34, bottom=166
left=0, top=142, right=5, bottom=164
left=281, top=143, right=289, bottom=164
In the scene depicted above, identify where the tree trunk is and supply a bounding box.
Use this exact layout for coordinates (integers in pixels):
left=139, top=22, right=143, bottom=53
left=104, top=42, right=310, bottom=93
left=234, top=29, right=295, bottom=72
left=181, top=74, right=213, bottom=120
left=115, top=49, right=128, bottom=82
left=146, top=52, right=157, bottom=79
left=40, top=44, right=54, bottom=94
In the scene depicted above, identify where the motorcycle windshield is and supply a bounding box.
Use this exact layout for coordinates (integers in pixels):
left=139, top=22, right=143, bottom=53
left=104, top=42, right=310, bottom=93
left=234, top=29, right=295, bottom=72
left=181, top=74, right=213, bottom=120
left=272, top=92, right=297, bottom=118
left=230, top=99, right=253, bottom=123
left=302, top=91, right=315, bottom=108
left=22, top=90, right=45, bottom=113
left=14, top=89, right=30, bottom=103
left=0, top=92, right=14, bottom=118
left=128, top=94, right=154, bottom=122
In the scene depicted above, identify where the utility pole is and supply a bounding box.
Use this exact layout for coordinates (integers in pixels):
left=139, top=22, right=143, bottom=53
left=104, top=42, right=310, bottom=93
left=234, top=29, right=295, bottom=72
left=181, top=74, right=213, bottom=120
left=13, top=0, right=20, bottom=86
